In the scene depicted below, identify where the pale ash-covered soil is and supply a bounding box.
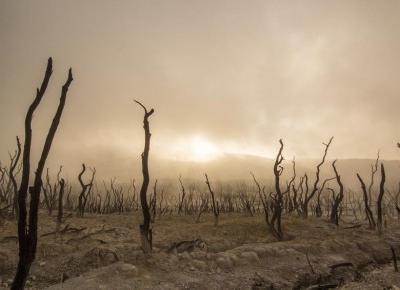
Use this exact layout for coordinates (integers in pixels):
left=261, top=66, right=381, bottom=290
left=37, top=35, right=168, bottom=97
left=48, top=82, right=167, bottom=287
left=1, top=212, right=400, bottom=289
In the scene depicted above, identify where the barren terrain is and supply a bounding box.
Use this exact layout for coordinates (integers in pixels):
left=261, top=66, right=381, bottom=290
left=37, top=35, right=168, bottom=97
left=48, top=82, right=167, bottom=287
left=1, top=212, right=400, bottom=289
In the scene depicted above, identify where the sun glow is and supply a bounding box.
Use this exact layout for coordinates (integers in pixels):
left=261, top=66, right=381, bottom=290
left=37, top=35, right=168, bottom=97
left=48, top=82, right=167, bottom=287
left=189, top=136, right=221, bottom=162
left=166, top=135, right=221, bottom=162
left=163, top=135, right=275, bottom=162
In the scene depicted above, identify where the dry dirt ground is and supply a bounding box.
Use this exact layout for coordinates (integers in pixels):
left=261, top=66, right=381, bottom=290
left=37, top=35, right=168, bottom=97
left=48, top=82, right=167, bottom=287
left=1, top=212, right=400, bottom=289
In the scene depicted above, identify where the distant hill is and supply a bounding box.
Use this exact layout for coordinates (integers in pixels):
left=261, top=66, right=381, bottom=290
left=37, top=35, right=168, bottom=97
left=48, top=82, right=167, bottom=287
left=47, top=148, right=400, bottom=191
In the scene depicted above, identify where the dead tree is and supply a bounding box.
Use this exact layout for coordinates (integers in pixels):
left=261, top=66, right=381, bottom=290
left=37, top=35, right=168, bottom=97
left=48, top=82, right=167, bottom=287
left=9, top=137, right=22, bottom=218
left=377, top=163, right=386, bottom=233
left=195, top=193, right=209, bottom=223
left=286, top=159, right=297, bottom=214
left=135, top=100, right=154, bottom=254
left=269, top=139, right=285, bottom=240
left=178, top=175, right=186, bottom=215
left=77, top=164, right=96, bottom=217
left=330, top=160, right=344, bottom=226
left=12, top=58, right=73, bottom=290
left=301, top=137, right=333, bottom=218
left=356, top=173, right=376, bottom=229
left=368, top=152, right=380, bottom=207
left=315, top=177, right=335, bottom=217
left=105, top=178, right=124, bottom=214
left=41, top=168, right=60, bottom=216
left=251, top=172, right=272, bottom=225
left=126, top=179, right=138, bottom=211
left=57, top=178, right=65, bottom=227
left=205, top=173, right=219, bottom=226
left=252, top=141, right=287, bottom=240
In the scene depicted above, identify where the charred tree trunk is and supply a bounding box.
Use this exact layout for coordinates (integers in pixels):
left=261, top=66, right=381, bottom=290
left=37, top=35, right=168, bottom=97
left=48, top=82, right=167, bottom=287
left=250, top=172, right=270, bottom=224
left=377, top=163, right=386, bottom=233
left=205, top=173, right=219, bottom=226
left=302, top=137, right=333, bottom=218
left=356, top=173, right=376, bottom=229
left=178, top=176, right=186, bottom=215
left=12, top=58, right=73, bottom=290
left=77, top=164, right=96, bottom=217
left=315, top=177, right=335, bottom=218
left=135, top=100, right=154, bottom=254
left=330, top=160, right=344, bottom=226
left=270, top=139, right=284, bottom=240
left=368, top=152, right=380, bottom=207
left=9, top=137, right=21, bottom=219
left=57, top=178, right=65, bottom=226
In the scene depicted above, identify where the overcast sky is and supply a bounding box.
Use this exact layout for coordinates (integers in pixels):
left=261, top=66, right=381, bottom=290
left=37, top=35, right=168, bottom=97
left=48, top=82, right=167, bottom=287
left=1, top=0, right=400, bottom=173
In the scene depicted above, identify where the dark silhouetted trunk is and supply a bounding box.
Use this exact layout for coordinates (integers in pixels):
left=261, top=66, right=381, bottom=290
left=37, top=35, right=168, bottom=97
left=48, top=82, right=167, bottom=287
left=57, top=178, right=65, bottom=225
left=135, top=100, right=154, bottom=254
left=356, top=173, right=376, bottom=229
left=12, top=58, right=73, bottom=290
left=377, top=163, right=386, bottom=233
left=302, top=137, right=333, bottom=218
left=330, top=160, right=344, bottom=226
left=205, top=173, right=219, bottom=226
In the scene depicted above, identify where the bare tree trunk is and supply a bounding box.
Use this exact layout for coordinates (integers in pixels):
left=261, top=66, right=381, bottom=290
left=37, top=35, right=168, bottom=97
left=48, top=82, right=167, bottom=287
left=377, top=163, right=386, bottom=233
left=250, top=172, right=270, bottom=224
left=356, top=173, right=376, bottom=229
left=9, top=137, right=21, bottom=219
left=368, top=152, right=380, bottom=207
left=178, top=176, right=186, bottom=215
left=270, top=139, right=284, bottom=240
left=57, top=178, right=65, bottom=227
left=302, top=137, right=333, bottom=218
left=205, top=174, right=219, bottom=226
left=77, top=164, right=96, bottom=217
left=12, top=58, right=73, bottom=290
left=315, top=177, right=335, bottom=218
left=135, top=100, right=154, bottom=254
left=330, top=160, right=344, bottom=226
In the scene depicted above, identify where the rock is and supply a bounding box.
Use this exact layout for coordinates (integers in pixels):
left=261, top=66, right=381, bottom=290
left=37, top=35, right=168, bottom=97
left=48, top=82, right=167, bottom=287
left=216, top=256, right=234, bottom=270
left=240, top=251, right=260, bottom=263
left=118, top=263, right=138, bottom=278
left=83, top=247, right=119, bottom=267
left=119, top=263, right=137, bottom=272
left=224, top=252, right=239, bottom=265
left=39, top=261, right=46, bottom=267
left=253, top=246, right=268, bottom=258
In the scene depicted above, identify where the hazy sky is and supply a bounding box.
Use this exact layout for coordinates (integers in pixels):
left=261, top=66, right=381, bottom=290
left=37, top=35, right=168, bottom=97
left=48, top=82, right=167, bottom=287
left=1, top=0, right=400, bottom=173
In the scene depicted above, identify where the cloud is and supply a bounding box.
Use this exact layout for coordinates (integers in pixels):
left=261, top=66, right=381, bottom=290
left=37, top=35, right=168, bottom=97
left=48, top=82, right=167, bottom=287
left=1, top=0, right=399, bottom=174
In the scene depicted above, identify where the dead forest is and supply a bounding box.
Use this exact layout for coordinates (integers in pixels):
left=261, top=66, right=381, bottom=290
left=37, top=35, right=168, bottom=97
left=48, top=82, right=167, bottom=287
left=1, top=58, right=400, bottom=289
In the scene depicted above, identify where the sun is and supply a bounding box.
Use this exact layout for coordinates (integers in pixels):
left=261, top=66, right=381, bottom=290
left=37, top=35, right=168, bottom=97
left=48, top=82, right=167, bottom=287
left=188, top=136, right=220, bottom=162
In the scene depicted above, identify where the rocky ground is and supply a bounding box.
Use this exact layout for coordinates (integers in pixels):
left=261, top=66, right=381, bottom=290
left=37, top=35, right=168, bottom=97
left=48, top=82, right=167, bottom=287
left=1, top=212, right=400, bottom=289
